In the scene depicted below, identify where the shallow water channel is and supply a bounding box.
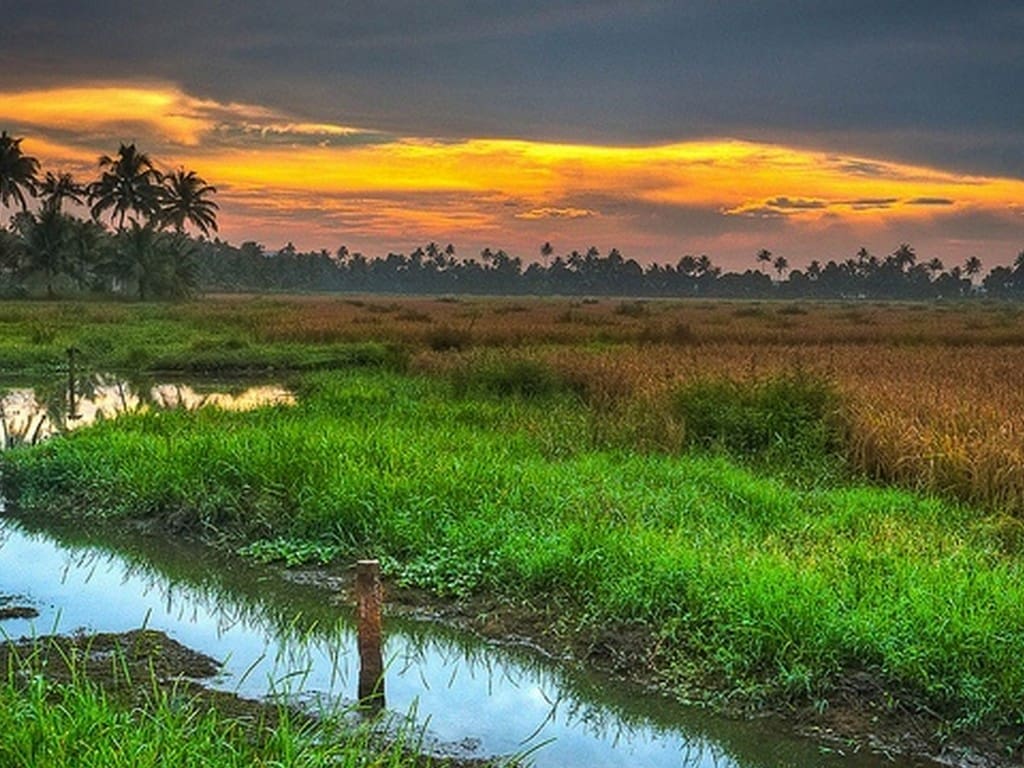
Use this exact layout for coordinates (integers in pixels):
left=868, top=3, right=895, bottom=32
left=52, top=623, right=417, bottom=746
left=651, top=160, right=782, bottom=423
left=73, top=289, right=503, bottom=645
left=0, top=517, right=937, bottom=768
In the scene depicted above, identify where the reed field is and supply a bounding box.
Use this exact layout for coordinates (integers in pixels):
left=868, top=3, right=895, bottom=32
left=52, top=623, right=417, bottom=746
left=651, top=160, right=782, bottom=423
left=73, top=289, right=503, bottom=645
left=4, top=295, right=1019, bottom=515
left=4, top=296, right=1024, bottom=741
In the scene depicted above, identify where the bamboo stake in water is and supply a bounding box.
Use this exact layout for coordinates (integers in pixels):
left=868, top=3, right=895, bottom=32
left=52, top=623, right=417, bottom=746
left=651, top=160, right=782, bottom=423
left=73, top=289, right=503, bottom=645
left=356, top=559, right=385, bottom=710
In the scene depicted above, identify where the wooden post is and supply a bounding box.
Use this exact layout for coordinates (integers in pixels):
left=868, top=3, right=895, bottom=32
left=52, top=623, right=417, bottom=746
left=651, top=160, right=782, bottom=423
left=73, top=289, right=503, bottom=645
left=355, top=559, right=385, bottom=710
left=66, top=346, right=80, bottom=421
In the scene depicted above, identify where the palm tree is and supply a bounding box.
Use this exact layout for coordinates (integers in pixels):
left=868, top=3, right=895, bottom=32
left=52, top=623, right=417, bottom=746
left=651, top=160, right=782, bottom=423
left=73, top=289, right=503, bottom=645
left=67, top=217, right=108, bottom=291
left=540, top=241, right=553, bottom=267
left=161, top=234, right=200, bottom=299
left=755, top=248, right=772, bottom=273
left=963, top=256, right=983, bottom=280
left=112, top=221, right=168, bottom=300
left=677, top=254, right=698, bottom=276
left=891, top=243, right=917, bottom=272
left=0, top=227, right=25, bottom=288
left=0, top=131, right=40, bottom=219
left=772, top=255, right=789, bottom=280
left=14, top=208, right=72, bottom=297
left=926, top=257, right=944, bottom=278
left=696, top=254, right=717, bottom=277
left=160, top=168, right=218, bottom=236
left=88, top=143, right=163, bottom=231
left=39, top=172, right=84, bottom=214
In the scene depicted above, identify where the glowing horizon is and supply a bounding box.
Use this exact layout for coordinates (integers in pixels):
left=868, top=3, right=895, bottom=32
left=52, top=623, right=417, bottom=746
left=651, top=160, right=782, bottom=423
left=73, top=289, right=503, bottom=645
left=4, top=83, right=1023, bottom=268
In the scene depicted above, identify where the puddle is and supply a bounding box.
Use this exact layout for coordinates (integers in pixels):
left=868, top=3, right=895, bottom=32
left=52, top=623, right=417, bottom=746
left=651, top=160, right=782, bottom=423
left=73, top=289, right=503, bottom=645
left=0, top=518, right=934, bottom=767
left=0, top=375, right=294, bottom=448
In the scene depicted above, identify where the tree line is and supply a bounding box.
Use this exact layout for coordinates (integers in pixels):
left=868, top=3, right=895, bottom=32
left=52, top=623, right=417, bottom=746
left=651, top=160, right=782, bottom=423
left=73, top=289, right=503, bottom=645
left=0, top=131, right=217, bottom=299
left=5, top=129, right=1024, bottom=300
left=195, top=239, right=1024, bottom=300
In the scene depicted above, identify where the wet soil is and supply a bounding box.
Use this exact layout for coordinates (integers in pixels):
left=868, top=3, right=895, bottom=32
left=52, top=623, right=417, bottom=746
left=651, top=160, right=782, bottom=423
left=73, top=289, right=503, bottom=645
left=286, top=566, right=1023, bottom=768
left=0, top=628, right=219, bottom=682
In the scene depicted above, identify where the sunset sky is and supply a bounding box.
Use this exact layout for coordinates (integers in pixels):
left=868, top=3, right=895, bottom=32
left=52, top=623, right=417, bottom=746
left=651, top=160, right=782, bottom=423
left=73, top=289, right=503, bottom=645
left=3, top=2, right=1023, bottom=270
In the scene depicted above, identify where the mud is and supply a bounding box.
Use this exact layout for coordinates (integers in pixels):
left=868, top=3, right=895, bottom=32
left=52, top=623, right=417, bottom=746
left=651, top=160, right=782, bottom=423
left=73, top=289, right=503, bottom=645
left=0, top=628, right=221, bottom=687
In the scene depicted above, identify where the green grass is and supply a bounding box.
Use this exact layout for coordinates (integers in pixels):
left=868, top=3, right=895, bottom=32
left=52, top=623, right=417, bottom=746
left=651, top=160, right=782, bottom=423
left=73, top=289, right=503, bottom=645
left=0, top=300, right=406, bottom=375
left=3, top=369, right=1024, bottom=734
left=672, top=372, right=844, bottom=478
left=0, top=638, right=435, bottom=768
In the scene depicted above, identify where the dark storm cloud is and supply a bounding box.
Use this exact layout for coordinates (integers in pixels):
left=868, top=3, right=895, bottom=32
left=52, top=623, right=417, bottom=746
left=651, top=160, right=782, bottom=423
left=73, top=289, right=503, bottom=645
left=3, top=1, right=1023, bottom=176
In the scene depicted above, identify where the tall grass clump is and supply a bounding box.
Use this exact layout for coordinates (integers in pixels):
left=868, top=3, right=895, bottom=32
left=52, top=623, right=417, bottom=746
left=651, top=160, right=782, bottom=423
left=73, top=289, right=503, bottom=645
left=452, top=357, right=578, bottom=400
left=673, top=373, right=844, bottom=474
left=0, top=637, right=434, bottom=768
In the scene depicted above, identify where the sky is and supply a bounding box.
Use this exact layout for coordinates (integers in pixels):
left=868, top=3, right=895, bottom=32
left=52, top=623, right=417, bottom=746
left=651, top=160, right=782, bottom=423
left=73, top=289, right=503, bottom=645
left=2, top=1, right=1023, bottom=271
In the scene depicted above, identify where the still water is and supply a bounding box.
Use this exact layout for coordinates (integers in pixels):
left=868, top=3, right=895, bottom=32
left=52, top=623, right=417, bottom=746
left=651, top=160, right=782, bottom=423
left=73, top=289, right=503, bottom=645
left=0, top=517, right=934, bottom=768
left=0, top=374, right=294, bottom=448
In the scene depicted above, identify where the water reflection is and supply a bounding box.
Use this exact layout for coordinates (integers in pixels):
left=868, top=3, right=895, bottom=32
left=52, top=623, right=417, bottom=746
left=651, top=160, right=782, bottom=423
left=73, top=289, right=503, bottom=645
left=0, top=518, right=931, bottom=768
left=0, top=375, right=294, bottom=448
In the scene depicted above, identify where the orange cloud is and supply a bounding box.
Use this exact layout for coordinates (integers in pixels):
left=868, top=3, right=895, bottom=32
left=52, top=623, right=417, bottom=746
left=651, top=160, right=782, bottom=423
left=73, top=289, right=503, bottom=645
left=3, top=83, right=1024, bottom=259
left=515, top=207, right=596, bottom=220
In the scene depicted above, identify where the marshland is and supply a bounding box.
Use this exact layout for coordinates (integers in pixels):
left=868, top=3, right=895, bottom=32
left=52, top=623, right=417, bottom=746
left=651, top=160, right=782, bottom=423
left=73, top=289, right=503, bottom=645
left=1, top=295, right=1023, bottom=766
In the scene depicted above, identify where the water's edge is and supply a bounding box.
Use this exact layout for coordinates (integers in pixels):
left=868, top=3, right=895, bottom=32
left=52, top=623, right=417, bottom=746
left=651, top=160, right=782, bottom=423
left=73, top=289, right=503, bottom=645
left=0, top=513, right=948, bottom=768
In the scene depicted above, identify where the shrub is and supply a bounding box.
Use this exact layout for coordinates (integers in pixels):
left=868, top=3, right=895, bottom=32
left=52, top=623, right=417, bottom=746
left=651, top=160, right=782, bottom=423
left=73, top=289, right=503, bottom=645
left=673, top=372, right=843, bottom=469
left=453, top=358, right=575, bottom=399
left=425, top=325, right=471, bottom=351
left=615, top=300, right=648, bottom=318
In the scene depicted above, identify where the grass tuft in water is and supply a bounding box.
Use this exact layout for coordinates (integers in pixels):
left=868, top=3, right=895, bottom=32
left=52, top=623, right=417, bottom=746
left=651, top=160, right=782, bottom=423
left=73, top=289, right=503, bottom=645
left=0, top=633, right=454, bottom=768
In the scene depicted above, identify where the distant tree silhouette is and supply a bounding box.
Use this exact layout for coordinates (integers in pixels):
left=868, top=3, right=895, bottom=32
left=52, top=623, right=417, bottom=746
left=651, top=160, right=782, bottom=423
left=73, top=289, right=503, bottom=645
left=161, top=169, right=218, bottom=236
left=7, top=129, right=1024, bottom=303
left=964, top=256, right=983, bottom=280
left=0, top=131, right=39, bottom=217
left=88, top=143, right=163, bottom=231
left=13, top=208, right=72, bottom=297
left=39, top=172, right=84, bottom=214
left=891, top=243, right=917, bottom=271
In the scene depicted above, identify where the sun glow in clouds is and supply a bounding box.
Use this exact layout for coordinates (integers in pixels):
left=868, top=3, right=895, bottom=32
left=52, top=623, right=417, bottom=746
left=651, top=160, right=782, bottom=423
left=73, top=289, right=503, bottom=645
left=4, top=83, right=1024, bottom=263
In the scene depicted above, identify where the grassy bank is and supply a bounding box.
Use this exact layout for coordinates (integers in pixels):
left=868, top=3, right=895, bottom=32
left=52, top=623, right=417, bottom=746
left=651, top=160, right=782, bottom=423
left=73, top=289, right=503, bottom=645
left=4, top=368, right=1023, bottom=738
